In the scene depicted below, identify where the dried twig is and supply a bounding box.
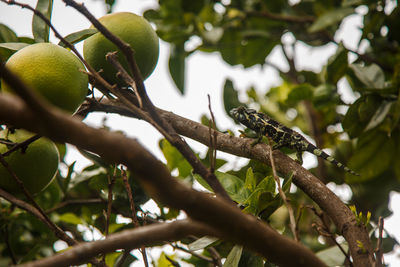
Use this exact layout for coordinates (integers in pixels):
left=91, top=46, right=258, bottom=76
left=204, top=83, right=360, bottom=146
left=266, top=137, right=299, bottom=241
left=309, top=206, right=352, bottom=264
left=170, top=242, right=214, bottom=263
left=121, top=168, right=149, bottom=267
left=207, top=95, right=217, bottom=172
left=375, top=216, right=384, bottom=267
left=0, top=133, right=41, bottom=157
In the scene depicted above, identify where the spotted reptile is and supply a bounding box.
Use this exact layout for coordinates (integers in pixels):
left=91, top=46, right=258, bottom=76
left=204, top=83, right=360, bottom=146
left=230, top=106, right=359, bottom=176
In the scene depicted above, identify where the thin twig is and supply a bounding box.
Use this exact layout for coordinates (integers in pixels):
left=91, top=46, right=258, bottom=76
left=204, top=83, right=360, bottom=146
left=375, top=216, right=384, bottom=267
left=45, top=198, right=104, bottom=213
left=266, top=137, right=298, bottom=241
left=121, top=168, right=149, bottom=267
left=101, top=165, right=118, bottom=263
left=309, top=206, right=352, bottom=264
left=170, top=243, right=214, bottom=263
left=165, top=254, right=181, bottom=267
left=207, top=95, right=217, bottom=172
left=1, top=133, right=41, bottom=157
left=245, top=10, right=315, bottom=24
left=104, top=165, right=117, bottom=237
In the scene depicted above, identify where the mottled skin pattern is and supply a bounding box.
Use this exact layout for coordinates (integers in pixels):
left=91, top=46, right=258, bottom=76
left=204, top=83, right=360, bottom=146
left=230, top=106, right=359, bottom=176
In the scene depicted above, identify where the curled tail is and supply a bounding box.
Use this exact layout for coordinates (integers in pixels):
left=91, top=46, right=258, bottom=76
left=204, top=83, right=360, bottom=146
left=306, top=144, right=359, bottom=176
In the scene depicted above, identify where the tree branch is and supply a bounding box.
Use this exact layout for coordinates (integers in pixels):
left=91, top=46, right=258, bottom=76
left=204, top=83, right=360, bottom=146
left=62, top=0, right=232, bottom=201
left=17, top=220, right=218, bottom=267
left=0, top=95, right=326, bottom=266
left=80, top=99, right=375, bottom=266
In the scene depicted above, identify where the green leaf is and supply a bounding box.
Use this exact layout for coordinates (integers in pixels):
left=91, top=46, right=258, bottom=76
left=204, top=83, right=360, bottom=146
left=168, top=43, right=186, bottom=94
left=58, top=28, right=98, bottom=48
left=342, top=94, right=382, bottom=138
left=0, top=42, right=30, bottom=61
left=308, top=7, right=354, bottom=33
left=238, top=250, right=264, bottom=267
left=194, top=171, right=250, bottom=203
left=316, top=244, right=348, bottom=266
left=223, top=245, right=243, bottom=267
left=349, top=64, right=385, bottom=89
left=70, top=165, right=107, bottom=187
left=32, top=0, right=53, bottom=43
left=78, top=148, right=110, bottom=168
left=364, top=101, right=393, bottom=132
left=312, top=84, right=340, bottom=108
left=243, top=176, right=276, bottom=215
left=159, top=139, right=192, bottom=177
left=0, top=24, right=18, bottom=43
left=188, top=236, right=219, bottom=251
left=325, top=43, right=348, bottom=84
left=58, top=212, right=84, bottom=225
left=346, top=130, right=395, bottom=182
left=115, top=252, right=137, bottom=267
left=61, top=161, right=75, bottom=192
left=0, top=42, right=30, bottom=51
left=286, top=83, right=313, bottom=105
left=244, top=167, right=256, bottom=191
left=218, top=28, right=276, bottom=67
left=223, top=79, right=242, bottom=116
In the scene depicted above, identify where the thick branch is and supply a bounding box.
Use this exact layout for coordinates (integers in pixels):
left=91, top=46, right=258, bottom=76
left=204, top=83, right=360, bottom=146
left=82, top=100, right=374, bottom=266
left=17, top=220, right=217, bottom=267
left=0, top=94, right=325, bottom=267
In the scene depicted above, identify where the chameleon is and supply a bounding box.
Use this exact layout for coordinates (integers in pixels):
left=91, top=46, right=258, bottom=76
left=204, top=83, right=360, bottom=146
left=230, top=106, right=359, bottom=176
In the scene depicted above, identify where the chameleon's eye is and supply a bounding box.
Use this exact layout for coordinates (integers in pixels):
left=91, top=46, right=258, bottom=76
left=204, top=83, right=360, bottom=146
left=294, top=135, right=302, bottom=140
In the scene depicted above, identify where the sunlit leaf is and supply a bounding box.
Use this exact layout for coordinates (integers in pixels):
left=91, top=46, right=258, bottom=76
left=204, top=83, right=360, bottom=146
left=316, top=244, right=348, bottom=266
left=58, top=212, right=84, bottom=225
left=159, top=139, right=192, bottom=177
left=188, top=236, right=219, bottom=251
left=194, top=171, right=250, bottom=203
left=244, top=167, right=256, bottom=191
left=223, top=245, right=243, bottom=267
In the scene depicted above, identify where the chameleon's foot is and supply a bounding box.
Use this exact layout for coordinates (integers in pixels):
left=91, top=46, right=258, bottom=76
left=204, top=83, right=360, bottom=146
left=295, top=159, right=303, bottom=165
left=250, top=139, right=259, bottom=147
left=295, top=151, right=303, bottom=165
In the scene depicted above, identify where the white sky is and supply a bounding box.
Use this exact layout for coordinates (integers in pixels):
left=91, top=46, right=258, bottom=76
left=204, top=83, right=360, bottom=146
left=0, top=0, right=399, bottom=266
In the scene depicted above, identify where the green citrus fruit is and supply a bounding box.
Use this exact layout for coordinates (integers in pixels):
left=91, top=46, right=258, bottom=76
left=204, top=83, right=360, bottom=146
left=1, top=43, right=88, bottom=113
left=0, top=129, right=59, bottom=195
left=83, top=12, right=159, bottom=85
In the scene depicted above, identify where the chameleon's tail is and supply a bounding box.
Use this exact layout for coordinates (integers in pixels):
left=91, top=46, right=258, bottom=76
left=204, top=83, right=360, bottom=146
left=306, top=144, right=359, bottom=176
